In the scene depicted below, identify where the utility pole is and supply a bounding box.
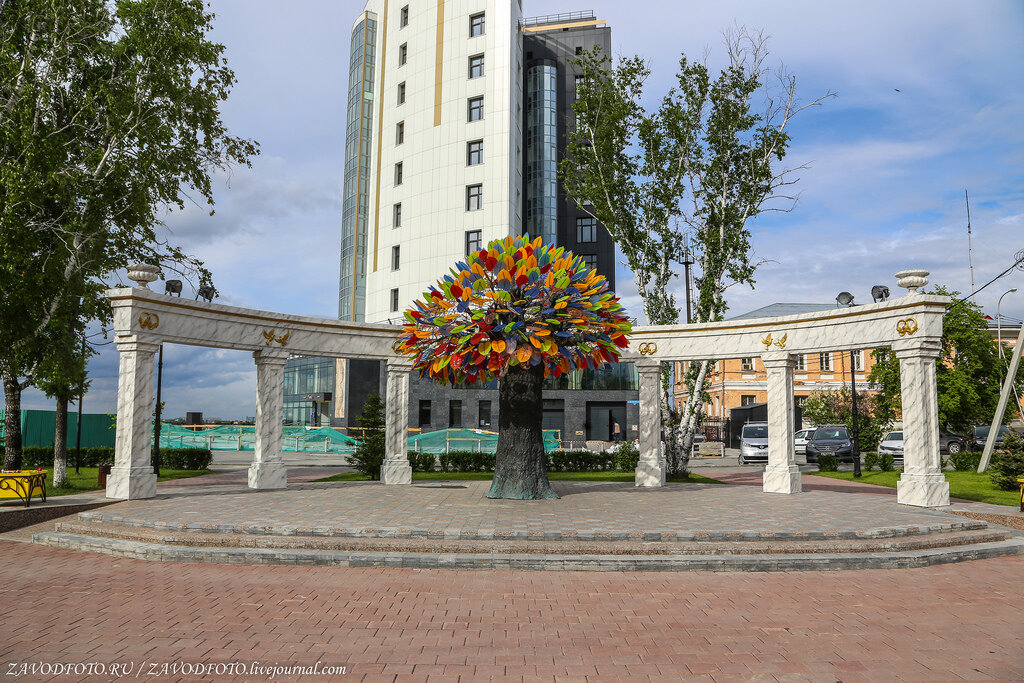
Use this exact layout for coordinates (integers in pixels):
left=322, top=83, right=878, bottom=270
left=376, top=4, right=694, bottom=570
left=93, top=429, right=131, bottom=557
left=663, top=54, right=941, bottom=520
left=849, top=349, right=861, bottom=477
left=682, top=236, right=694, bottom=324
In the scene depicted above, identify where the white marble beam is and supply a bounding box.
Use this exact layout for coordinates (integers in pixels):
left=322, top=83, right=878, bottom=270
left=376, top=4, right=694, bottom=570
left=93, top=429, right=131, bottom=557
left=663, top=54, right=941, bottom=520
left=382, top=358, right=413, bottom=485
left=250, top=350, right=289, bottom=489
left=761, top=352, right=801, bottom=494
left=107, top=337, right=160, bottom=500
left=894, top=339, right=949, bottom=507
left=635, top=361, right=665, bottom=487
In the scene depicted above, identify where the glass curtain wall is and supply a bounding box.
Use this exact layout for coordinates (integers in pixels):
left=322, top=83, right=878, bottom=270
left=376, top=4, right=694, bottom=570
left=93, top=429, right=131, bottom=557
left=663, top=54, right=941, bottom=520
left=525, top=61, right=558, bottom=246
left=339, top=15, right=377, bottom=321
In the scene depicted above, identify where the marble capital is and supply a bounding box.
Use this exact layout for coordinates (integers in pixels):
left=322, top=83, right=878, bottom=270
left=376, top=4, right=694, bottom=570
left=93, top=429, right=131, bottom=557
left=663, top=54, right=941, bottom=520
left=892, top=338, right=942, bottom=360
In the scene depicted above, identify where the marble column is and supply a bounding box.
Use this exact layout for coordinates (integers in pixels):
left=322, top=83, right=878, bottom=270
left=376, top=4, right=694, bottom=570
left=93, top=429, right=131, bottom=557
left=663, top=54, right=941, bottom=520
left=894, top=339, right=949, bottom=507
left=382, top=358, right=413, bottom=485
left=635, top=361, right=665, bottom=487
left=107, top=337, right=159, bottom=500
left=761, top=352, right=801, bottom=494
left=249, top=350, right=289, bottom=489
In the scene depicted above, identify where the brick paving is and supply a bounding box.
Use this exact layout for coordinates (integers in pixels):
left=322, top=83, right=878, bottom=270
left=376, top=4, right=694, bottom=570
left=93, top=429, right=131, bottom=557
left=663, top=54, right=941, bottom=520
left=71, top=477, right=984, bottom=540
left=0, top=538, right=1021, bottom=681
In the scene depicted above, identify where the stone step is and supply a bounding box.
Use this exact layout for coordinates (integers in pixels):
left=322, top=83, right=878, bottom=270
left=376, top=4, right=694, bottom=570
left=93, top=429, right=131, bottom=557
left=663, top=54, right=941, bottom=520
left=48, top=519, right=1013, bottom=555
left=73, top=509, right=991, bottom=542
left=31, top=531, right=1024, bottom=572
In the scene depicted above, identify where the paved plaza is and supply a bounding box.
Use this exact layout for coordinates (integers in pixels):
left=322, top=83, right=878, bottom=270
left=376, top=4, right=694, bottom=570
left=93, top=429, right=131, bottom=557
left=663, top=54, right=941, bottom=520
left=3, top=469, right=1023, bottom=680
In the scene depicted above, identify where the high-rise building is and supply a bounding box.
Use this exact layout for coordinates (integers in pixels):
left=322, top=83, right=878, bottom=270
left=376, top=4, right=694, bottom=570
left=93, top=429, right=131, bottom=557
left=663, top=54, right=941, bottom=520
left=287, top=2, right=637, bottom=441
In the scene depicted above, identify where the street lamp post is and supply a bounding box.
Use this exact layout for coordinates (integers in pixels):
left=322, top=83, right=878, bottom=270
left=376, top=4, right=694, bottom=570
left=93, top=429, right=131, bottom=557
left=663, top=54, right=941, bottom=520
left=849, top=350, right=861, bottom=478
left=997, top=288, right=1018, bottom=359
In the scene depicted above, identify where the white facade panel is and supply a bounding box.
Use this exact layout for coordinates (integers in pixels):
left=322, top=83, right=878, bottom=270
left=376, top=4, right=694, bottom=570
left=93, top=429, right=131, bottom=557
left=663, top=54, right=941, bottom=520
left=360, top=0, right=523, bottom=323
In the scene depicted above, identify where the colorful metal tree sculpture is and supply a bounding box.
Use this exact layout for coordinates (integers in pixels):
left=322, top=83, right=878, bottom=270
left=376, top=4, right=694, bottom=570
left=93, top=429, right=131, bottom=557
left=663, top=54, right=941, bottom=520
left=396, top=235, right=632, bottom=499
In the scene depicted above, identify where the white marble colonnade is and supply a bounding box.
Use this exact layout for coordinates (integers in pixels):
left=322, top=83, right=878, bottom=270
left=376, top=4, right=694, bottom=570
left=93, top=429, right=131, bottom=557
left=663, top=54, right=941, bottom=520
left=634, top=361, right=665, bottom=487
left=381, top=358, right=414, bottom=485
left=761, top=352, right=801, bottom=494
left=106, top=337, right=160, bottom=499
left=249, top=350, right=289, bottom=490
left=893, top=339, right=949, bottom=506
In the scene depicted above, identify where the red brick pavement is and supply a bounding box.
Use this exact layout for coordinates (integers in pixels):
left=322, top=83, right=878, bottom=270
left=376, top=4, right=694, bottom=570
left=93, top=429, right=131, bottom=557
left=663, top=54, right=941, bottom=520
left=0, top=539, right=1021, bottom=681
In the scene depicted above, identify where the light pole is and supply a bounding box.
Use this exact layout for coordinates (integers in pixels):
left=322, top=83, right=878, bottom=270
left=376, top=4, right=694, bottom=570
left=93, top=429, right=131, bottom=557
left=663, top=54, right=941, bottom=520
left=997, top=288, right=1017, bottom=359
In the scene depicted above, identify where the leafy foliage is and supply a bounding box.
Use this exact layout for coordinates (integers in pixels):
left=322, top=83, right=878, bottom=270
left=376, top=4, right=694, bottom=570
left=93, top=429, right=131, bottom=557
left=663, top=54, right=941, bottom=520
left=801, top=386, right=884, bottom=453
left=349, top=392, right=386, bottom=480
left=613, top=440, right=641, bottom=472
left=396, top=235, right=632, bottom=385
left=989, top=430, right=1024, bottom=491
left=949, top=451, right=982, bottom=472
left=868, top=286, right=1024, bottom=433
left=561, top=32, right=832, bottom=474
left=816, top=454, right=839, bottom=472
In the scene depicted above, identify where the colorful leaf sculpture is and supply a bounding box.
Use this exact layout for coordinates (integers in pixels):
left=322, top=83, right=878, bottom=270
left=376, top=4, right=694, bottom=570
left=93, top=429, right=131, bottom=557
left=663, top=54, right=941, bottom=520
left=396, top=235, right=633, bottom=385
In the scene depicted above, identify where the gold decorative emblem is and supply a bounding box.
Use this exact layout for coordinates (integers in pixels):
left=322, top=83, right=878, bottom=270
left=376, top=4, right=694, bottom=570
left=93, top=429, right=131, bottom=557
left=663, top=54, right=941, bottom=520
left=138, top=312, right=159, bottom=330
left=262, top=330, right=290, bottom=347
left=762, top=332, right=788, bottom=350
left=638, top=342, right=658, bottom=356
left=896, top=318, right=918, bottom=336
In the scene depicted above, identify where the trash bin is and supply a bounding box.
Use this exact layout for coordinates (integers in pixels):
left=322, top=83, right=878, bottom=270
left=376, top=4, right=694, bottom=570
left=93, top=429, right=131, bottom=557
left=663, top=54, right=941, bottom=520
left=97, top=463, right=112, bottom=489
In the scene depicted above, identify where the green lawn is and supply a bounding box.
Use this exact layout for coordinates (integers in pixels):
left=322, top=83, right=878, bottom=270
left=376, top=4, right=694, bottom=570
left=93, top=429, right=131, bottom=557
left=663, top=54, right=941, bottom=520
left=316, top=470, right=724, bottom=484
left=806, top=470, right=1020, bottom=507
left=4, top=467, right=214, bottom=498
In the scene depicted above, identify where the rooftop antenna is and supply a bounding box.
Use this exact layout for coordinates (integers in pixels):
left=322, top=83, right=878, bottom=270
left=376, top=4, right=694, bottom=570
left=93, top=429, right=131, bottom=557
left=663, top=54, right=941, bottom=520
left=966, top=189, right=976, bottom=304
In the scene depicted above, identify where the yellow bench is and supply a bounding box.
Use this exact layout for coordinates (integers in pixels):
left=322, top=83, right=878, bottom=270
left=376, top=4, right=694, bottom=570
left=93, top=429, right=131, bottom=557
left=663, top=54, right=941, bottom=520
left=0, top=470, right=47, bottom=508
left=1018, top=477, right=1024, bottom=513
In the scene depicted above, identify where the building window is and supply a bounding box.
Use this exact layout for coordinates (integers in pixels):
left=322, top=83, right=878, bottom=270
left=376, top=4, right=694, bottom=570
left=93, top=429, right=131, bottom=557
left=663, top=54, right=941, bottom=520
left=574, top=74, right=585, bottom=97
left=467, top=139, right=483, bottom=166
left=466, top=184, right=482, bottom=211
left=395, top=121, right=404, bottom=145
left=393, top=202, right=402, bottom=228
left=467, top=96, right=483, bottom=121
left=466, top=229, right=482, bottom=254
left=575, top=46, right=583, bottom=55
left=390, top=288, right=399, bottom=312
left=852, top=350, right=863, bottom=371
left=394, top=162, right=403, bottom=185
left=449, top=400, right=462, bottom=428
left=391, top=245, right=400, bottom=271
left=468, top=54, right=484, bottom=79
left=580, top=254, right=597, bottom=271
left=576, top=216, right=597, bottom=243
left=398, top=42, right=407, bottom=66
left=418, top=400, right=431, bottom=427
left=740, top=395, right=757, bottom=406
left=478, top=400, right=491, bottom=428
left=397, top=81, right=406, bottom=105
left=819, top=352, right=832, bottom=372
left=469, top=12, right=484, bottom=37
left=795, top=354, right=806, bottom=371
left=400, top=5, right=409, bottom=27
left=741, top=357, right=754, bottom=372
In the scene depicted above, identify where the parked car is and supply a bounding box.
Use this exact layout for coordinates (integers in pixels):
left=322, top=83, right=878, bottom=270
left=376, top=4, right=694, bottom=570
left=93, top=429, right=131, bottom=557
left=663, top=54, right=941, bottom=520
left=794, top=428, right=814, bottom=456
left=805, top=425, right=856, bottom=463
left=738, top=422, right=769, bottom=465
left=970, top=425, right=1011, bottom=451
left=877, top=431, right=904, bottom=459
left=939, top=431, right=966, bottom=454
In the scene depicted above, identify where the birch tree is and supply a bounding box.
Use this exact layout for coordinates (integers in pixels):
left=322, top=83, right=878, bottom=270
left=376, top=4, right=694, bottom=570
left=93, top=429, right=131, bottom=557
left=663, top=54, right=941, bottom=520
left=562, top=29, right=832, bottom=474
left=1, top=0, right=258, bottom=468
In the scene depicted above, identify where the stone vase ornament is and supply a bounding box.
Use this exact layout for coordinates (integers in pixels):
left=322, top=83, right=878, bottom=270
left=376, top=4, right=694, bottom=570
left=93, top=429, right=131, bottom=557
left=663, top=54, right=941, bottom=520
left=895, top=269, right=929, bottom=295
left=126, top=263, right=160, bottom=289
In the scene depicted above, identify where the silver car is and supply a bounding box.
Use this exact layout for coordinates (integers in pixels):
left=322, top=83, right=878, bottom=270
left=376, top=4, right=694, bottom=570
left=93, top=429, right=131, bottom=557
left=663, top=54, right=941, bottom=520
left=795, top=428, right=814, bottom=456
left=739, top=422, right=769, bottom=465
left=878, top=431, right=904, bottom=459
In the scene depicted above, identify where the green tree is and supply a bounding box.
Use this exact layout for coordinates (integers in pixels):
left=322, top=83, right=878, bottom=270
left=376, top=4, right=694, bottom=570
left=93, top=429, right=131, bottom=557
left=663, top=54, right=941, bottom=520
left=561, top=29, right=831, bottom=475
left=349, top=392, right=386, bottom=480
left=867, top=286, right=1024, bottom=434
left=801, top=387, right=883, bottom=455
left=1, top=0, right=258, bottom=468
left=396, top=236, right=632, bottom=500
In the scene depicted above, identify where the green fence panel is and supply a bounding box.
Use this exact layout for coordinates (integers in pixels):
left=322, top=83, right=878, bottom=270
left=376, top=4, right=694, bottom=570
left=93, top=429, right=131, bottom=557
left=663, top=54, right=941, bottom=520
left=0, top=410, right=115, bottom=448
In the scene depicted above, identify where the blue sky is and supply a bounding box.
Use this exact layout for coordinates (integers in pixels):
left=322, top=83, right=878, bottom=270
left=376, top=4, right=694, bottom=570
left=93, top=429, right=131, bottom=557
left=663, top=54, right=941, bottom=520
left=9, top=0, right=1024, bottom=419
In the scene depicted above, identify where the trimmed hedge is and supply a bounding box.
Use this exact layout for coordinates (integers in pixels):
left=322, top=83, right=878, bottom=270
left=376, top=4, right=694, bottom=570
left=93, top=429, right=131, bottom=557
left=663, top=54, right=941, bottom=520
left=407, top=451, right=436, bottom=472
left=422, top=449, right=621, bottom=473
left=547, top=449, right=616, bottom=472
left=18, top=446, right=212, bottom=470
left=816, top=454, right=839, bottom=472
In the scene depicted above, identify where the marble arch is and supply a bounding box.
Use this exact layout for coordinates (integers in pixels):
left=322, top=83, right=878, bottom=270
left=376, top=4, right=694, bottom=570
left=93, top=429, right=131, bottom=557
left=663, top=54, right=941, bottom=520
left=620, top=275, right=950, bottom=508
left=105, top=271, right=950, bottom=508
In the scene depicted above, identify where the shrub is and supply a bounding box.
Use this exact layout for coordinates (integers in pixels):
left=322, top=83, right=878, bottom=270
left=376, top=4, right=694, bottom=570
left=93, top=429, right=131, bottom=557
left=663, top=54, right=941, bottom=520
left=349, top=392, right=386, bottom=479
left=437, top=450, right=495, bottom=472
left=989, top=431, right=1024, bottom=491
left=817, top=453, right=839, bottom=472
left=546, top=450, right=615, bottom=472
left=407, top=451, right=436, bottom=472
left=877, top=452, right=895, bottom=472
left=949, top=451, right=981, bottom=472
left=614, top=440, right=640, bottom=472
left=863, top=452, right=878, bottom=471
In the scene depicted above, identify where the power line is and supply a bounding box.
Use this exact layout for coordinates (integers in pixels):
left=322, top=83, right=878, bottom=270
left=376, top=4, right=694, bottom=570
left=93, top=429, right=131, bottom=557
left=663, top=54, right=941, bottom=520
left=949, top=253, right=1024, bottom=309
